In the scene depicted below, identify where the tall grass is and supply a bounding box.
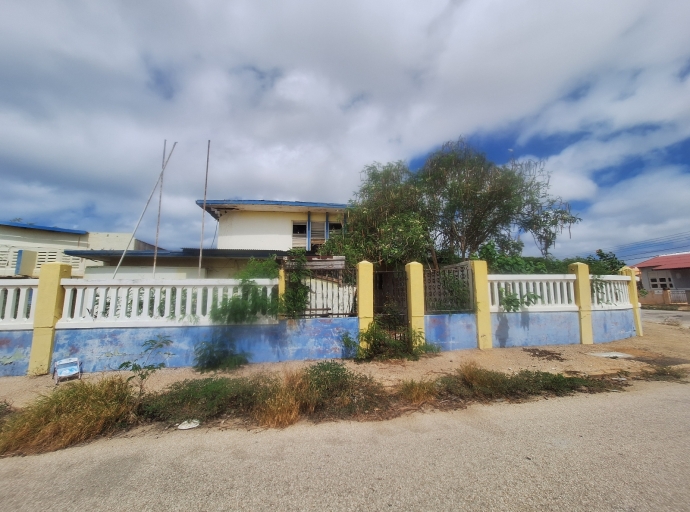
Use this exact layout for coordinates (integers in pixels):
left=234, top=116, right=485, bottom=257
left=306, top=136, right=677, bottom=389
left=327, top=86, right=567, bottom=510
left=0, top=376, right=134, bottom=456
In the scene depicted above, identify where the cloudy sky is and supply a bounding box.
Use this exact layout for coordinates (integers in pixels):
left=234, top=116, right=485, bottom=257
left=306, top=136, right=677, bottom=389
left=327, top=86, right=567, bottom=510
left=1, top=0, right=689, bottom=261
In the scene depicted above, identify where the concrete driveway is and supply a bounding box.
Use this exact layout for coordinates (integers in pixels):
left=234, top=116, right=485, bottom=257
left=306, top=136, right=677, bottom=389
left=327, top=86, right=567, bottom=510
left=1, top=381, right=689, bottom=511
left=641, top=308, right=690, bottom=328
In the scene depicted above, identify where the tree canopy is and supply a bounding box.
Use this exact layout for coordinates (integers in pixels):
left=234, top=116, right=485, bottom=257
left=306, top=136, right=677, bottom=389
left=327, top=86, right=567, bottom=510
left=320, top=139, right=580, bottom=268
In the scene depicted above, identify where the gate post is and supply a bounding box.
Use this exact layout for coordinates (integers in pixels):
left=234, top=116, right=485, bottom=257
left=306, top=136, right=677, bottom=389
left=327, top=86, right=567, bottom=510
left=405, top=262, right=425, bottom=344
left=470, top=260, right=492, bottom=350
left=28, top=262, right=71, bottom=375
left=357, top=261, right=374, bottom=334
left=619, top=266, right=643, bottom=337
left=569, top=262, right=593, bottom=345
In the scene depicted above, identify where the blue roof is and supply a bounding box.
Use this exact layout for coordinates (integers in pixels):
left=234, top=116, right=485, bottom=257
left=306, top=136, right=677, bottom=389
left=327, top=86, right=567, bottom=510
left=197, top=199, right=348, bottom=209
left=0, top=221, right=88, bottom=235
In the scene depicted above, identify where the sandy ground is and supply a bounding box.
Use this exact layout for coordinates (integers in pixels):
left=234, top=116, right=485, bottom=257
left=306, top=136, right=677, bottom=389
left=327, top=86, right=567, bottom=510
left=2, top=320, right=688, bottom=408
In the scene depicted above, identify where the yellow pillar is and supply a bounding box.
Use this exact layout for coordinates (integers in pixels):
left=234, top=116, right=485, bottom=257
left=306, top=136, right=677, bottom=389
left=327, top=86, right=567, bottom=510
left=569, top=262, right=593, bottom=345
left=405, top=261, right=425, bottom=345
left=471, top=260, right=492, bottom=350
left=357, top=261, right=374, bottom=336
left=278, top=268, right=286, bottom=319
left=28, top=262, right=72, bottom=375
left=620, top=266, right=643, bottom=336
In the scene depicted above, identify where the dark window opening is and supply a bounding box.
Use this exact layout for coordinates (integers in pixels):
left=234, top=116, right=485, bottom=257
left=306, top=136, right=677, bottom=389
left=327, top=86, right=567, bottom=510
left=292, top=223, right=307, bottom=235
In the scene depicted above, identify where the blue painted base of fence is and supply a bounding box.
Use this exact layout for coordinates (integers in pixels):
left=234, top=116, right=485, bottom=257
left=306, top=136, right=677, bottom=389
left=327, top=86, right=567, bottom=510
left=592, top=309, right=636, bottom=343
left=492, top=312, right=580, bottom=348
left=52, top=317, right=359, bottom=373
left=425, top=314, right=477, bottom=351
left=0, top=330, right=32, bottom=377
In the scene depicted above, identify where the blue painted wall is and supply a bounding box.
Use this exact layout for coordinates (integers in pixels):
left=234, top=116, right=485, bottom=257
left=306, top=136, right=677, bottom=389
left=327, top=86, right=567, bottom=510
left=425, top=314, right=477, bottom=351
left=491, top=312, right=580, bottom=348
left=592, top=309, right=635, bottom=343
left=0, top=330, right=32, bottom=377
left=53, top=317, right=359, bottom=372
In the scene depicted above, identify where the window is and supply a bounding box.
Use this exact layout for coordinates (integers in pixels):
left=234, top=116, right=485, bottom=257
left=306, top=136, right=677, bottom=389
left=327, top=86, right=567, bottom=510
left=292, top=222, right=307, bottom=248
left=311, top=222, right=326, bottom=246
left=329, top=222, right=342, bottom=235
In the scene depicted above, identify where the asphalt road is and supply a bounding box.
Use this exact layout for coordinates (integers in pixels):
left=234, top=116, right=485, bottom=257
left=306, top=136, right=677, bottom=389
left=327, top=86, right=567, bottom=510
left=641, top=309, right=690, bottom=329
left=1, top=381, right=689, bottom=512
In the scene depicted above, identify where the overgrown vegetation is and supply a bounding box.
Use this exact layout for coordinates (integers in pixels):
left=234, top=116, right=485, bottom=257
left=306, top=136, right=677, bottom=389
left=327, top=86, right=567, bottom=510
left=320, top=139, right=580, bottom=269
left=639, top=365, right=687, bottom=381
left=344, top=321, right=440, bottom=361
left=1, top=361, right=624, bottom=457
left=0, top=376, right=134, bottom=456
left=210, top=280, right=278, bottom=324
left=142, top=361, right=390, bottom=427
left=118, top=334, right=173, bottom=400
left=279, top=248, right=311, bottom=319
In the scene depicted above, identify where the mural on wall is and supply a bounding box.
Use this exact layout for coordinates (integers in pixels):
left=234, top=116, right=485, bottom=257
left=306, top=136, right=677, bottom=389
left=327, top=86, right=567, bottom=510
left=52, top=318, right=360, bottom=372
left=0, top=331, right=32, bottom=377
left=492, top=312, right=581, bottom=348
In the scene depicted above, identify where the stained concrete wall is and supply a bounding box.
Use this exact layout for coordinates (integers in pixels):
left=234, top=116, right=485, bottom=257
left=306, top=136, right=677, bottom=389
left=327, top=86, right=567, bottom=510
left=425, top=314, right=477, bottom=352
left=52, top=317, right=359, bottom=372
left=0, top=330, right=32, bottom=376
left=592, top=309, right=636, bottom=343
left=491, top=312, right=580, bottom=348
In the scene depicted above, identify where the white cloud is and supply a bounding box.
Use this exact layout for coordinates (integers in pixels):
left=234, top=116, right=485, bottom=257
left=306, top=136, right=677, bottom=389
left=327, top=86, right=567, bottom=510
left=0, top=0, right=689, bottom=253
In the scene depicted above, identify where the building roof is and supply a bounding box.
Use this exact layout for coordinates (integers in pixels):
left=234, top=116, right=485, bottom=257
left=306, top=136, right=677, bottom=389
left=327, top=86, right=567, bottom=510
left=197, top=199, right=348, bottom=219
left=635, top=252, right=690, bottom=270
left=0, top=220, right=88, bottom=236
left=65, top=248, right=290, bottom=262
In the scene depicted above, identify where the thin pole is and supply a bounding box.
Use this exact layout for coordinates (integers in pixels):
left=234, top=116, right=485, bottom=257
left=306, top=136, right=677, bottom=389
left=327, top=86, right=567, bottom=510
left=153, top=140, right=167, bottom=277
left=112, top=142, right=177, bottom=278
left=199, top=140, right=211, bottom=277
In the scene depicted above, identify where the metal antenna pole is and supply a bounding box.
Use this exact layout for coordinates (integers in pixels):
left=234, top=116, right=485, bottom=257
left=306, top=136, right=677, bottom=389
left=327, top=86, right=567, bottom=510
left=153, top=140, right=167, bottom=277
left=112, top=141, right=177, bottom=278
left=198, top=140, right=211, bottom=278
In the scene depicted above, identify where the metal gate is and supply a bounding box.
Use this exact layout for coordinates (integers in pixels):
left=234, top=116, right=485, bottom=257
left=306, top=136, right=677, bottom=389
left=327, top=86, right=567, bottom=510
left=373, top=270, right=408, bottom=340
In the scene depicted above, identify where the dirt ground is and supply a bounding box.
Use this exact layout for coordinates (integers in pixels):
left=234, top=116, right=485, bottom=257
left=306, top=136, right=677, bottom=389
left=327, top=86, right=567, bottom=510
left=2, top=321, right=688, bottom=408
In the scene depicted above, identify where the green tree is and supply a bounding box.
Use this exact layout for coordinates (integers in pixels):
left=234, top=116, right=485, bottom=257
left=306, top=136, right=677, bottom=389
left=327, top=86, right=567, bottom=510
left=418, top=140, right=579, bottom=260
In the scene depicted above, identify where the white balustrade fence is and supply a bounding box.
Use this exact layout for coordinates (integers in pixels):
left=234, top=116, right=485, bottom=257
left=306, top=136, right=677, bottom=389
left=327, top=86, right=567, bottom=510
left=58, top=278, right=279, bottom=328
left=0, top=279, right=39, bottom=330
left=590, top=275, right=632, bottom=309
left=488, top=274, right=577, bottom=312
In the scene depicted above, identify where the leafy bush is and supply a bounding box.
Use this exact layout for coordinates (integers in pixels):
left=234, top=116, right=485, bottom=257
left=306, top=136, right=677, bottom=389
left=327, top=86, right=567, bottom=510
left=0, top=376, right=134, bottom=456
left=351, top=321, right=439, bottom=361
left=237, top=257, right=279, bottom=280
left=280, top=248, right=311, bottom=319
left=210, top=280, right=278, bottom=324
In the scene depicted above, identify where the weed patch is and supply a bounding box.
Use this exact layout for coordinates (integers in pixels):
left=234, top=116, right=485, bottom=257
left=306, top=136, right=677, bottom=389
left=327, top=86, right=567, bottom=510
left=522, top=348, right=565, bottom=362
left=639, top=365, right=687, bottom=381
left=0, top=376, right=134, bottom=456
left=350, top=322, right=439, bottom=361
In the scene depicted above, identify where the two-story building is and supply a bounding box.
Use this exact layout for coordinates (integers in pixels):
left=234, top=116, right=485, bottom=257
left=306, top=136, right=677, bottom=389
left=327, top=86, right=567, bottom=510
left=64, top=199, right=348, bottom=278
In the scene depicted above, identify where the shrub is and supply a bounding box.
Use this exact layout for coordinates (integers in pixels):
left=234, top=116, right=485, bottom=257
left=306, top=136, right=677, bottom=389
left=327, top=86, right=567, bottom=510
left=193, top=340, right=248, bottom=373
left=353, top=322, right=439, bottom=361
left=0, top=376, right=134, bottom=456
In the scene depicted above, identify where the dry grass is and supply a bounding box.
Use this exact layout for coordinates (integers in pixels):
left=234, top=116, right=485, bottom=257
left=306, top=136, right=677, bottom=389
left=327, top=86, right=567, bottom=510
left=0, top=376, right=134, bottom=456
left=399, top=380, right=437, bottom=404
left=252, top=371, right=305, bottom=428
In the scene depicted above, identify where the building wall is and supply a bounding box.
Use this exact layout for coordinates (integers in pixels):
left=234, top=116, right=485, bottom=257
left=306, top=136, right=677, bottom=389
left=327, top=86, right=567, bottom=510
left=52, top=318, right=359, bottom=372
left=0, top=330, right=33, bottom=377
left=491, top=311, right=581, bottom=348
left=217, top=211, right=341, bottom=251
left=424, top=314, right=477, bottom=351
left=592, top=310, right=636, bottom=343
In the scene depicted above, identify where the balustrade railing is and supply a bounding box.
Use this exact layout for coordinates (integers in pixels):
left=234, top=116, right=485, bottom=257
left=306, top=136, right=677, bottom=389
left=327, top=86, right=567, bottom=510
left=58, top=278, right=279, bottom=328
left=0, top=279, right=39, bottom=330
left=590, top=275, right=632, bottom=309
left=488, top=274, right=577, bottom=312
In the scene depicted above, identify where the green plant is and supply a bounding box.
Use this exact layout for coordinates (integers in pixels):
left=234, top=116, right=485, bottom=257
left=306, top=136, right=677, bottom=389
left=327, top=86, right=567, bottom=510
left=280, top=249, right=311, bottom=319
left=119, top=335, right=173, bottom=398
left=352, top=321, right=439, bottom=361
left=237, top=257, right=280, bottom=279
left=497, top=287, right=540, bottom=312
left=0, top=376, right=134, bottom=456
left=210, top=280, right=278, bottom=324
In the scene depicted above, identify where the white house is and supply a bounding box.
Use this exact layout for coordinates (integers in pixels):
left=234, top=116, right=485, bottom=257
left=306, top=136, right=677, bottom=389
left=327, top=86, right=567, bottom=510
left=63, top=200, right=348, bottom=279
left=199, top=199, right=347, bottom=252
left=0, top=220, right=154, bottom=277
